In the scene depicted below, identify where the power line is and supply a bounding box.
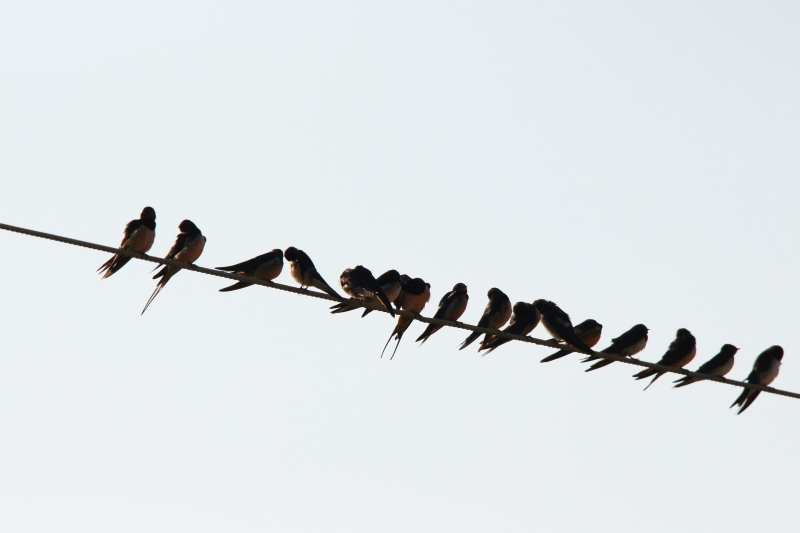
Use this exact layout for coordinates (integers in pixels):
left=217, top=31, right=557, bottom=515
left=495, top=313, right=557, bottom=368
left=1, top=221, right=797, bottom=402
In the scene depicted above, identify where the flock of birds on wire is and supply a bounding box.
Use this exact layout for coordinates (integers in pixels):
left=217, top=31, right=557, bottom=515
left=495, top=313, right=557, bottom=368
left=96, top=207, right=784, bottom=415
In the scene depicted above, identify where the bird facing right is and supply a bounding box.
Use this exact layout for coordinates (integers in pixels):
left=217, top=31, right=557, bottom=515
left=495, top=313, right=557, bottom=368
left=98, top=206, right=156, bottom=279
left=632, top=328, right=696, bottom=390
left=730, top=345, right=783, bottom=415
left=673, top=344, right=738, bottom=388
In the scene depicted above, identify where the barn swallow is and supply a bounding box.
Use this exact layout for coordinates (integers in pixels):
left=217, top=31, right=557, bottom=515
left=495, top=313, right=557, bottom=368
left=459, top=288, right=512, bottom=350
left=730, top=345, right=783, bottom=415
left=284, top=246, right=341, bottom=297
left=540, top=319, right=603, bottom=362
left=532, top=299, right=594, bottom=354
left=632, top=328, right=696, bottom=390
left=337, top=265, right=395, bottom=317
left=382, top=277, right=431, bottom=359
left=416, top=283, right=469, bottom=344
left=478, top=301, right=540, bottom=355
left=674, top=344, right=738, bottom=388
left=98, top=206, right=156, bottom=279
left=215, top=249, right=283, bottom=292
left=141, top=220, right=206, bottom=314
left=581, top=323, right=647, bottom=371
left=331, top=269, right=401, bottom=316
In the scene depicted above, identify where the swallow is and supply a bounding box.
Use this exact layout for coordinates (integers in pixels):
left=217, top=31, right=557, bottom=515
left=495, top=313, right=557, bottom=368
left=532, top=299, right=594, bottom=354
left=581, top=323, right=647, bottom=371
left=674, top=344, right=738, bottom=388
left=730, top=345, right=783, bottom=415
left=141, top=220, right=206, bottom=314
left=540, top=319, right=604, bottom=362
left=415, top=283, right=469, bottom=344
left=382, top=277, right=431, bottom=359
left=215, top=249, right=283, bottom=292
left=331, top=269, right=401, bottom=316
left=392, top=274, right=412, bottom=309
left=632, top=328, right=696, bottom=390
left=98, top=206, right=156, bottom=279
left=478, top=301, right=540, bottom=355
left=284, top=246, right=341, bottom=297
left=459, top=288, right=512, bottom=350
left=337, top=265, right=395, bottom=317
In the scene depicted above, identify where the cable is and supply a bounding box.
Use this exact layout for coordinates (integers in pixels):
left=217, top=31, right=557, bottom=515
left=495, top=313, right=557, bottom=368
left=1, top=221, right=798, bottom=401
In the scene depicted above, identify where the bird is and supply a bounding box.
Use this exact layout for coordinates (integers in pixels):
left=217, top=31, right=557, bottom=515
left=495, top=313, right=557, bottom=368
left=532, top=299, right=594, bottom=354
left=581, top=323, right=648, bottom=371
left=337, top=266, right=395, bottom=317
left=478, top=301, right=540, bottom=355
left=284, top=246, right=341, bottom=297
left=459, top=288, right=512, bottom=350
left=330, top=269, right=401, bottom=316
left=215, top=249, right=283, bottom=292
left=730, top=345, right=783, bottom=415
left=540, top=319, right=603, bottom=362
left=382, top=277, right=431, bottom=359
left=632, top=328, right=696, bottom=390
left=674, top=344, right=738, bottom=388
left=416, top=283, right=469, bottom=345
left=97, top=206, right=156, bottom=279
left=141, top=220, right=206, bottom=314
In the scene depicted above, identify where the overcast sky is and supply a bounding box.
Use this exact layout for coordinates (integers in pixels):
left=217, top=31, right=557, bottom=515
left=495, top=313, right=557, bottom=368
left=1, top=1, right=799, bottom=531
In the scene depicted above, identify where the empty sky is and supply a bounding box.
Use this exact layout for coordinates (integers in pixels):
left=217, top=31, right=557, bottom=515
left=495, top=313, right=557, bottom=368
left=1, top=1, right=799, bottom=531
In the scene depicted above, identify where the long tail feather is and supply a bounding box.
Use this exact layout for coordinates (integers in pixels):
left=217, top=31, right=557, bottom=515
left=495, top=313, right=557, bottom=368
left=381, top=333, right=396, bottom=358
left=389, top=334, right=404, bottom=360
left=673, top=376, right=696, bottom=388
left=141, top=284, right=163, bottom=315
left=585, top=359, right=614, bottom=372
left=416, top=323, right=439, bottom=344
left=313, top=277, right=341, bottom=298
left=737, top=390, right=761, bottom=414
left=330, top=301, right=357, bottom=314
left=730, top=388, right=750, bottom=409
left=541, top=349, right=571, bottom=363
left=219, top=281, right=252, bottom=292
left=643, top=372, right=663, bottom=391
left=459, top=331, right=480, bottom=350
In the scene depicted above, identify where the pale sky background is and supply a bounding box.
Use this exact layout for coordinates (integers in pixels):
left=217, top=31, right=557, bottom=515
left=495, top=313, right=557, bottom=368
left=1, top=1, right=799, bottom=531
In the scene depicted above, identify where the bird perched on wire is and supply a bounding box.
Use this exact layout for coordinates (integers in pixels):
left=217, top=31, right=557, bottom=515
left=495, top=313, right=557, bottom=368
left=581, top=323, right=647, bottom=371
left=632, top=328, right=696, bottom=390
left=337, top=266, right=395, bottom=317
left=331, top=269, right=400, bottom=316
left=382, top=277, right=431, bottom=359
left=532, top=299, right=594, bottom=354
left=730, top=345, right=783, bottom=415
left=98, top=206, right=156, bottom=279
left=142, top=220, right=206, bottom=315
left=416, top=283, right=469, bottom=345
left=284, top=246, right=341, bottom=297
left=459, top=288, right=512, bottom=350
left=674, top=344, right=738, bottom=388
left=215, top=249, right=283, bottom=292
left=478, top=301, right=540, bottom=355
left=540, top=319, right=603, bottom=362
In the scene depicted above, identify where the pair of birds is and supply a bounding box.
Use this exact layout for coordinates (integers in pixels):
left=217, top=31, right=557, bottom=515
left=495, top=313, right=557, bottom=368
left=97, top=207, right=207, bottom=314
left=99, top=208, right=784, bottom=414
